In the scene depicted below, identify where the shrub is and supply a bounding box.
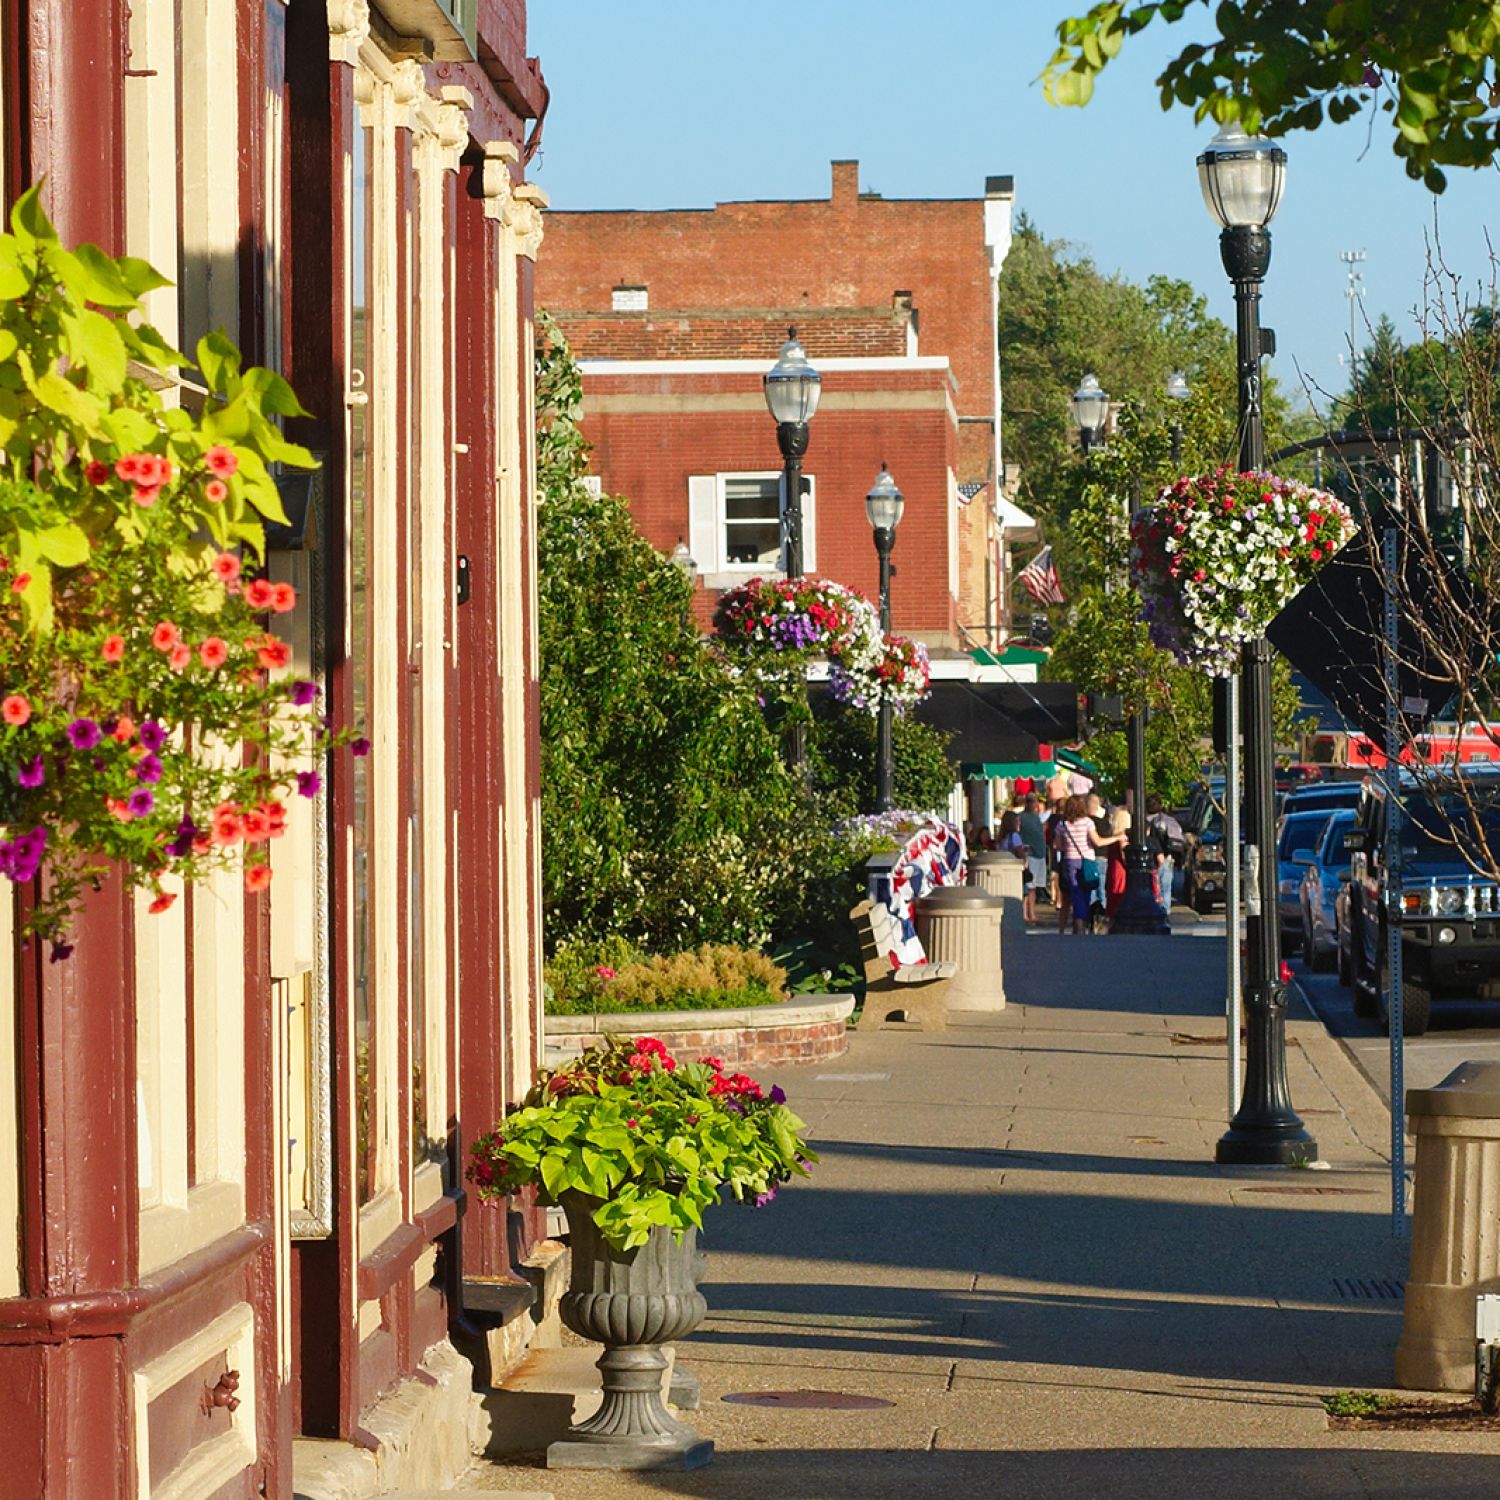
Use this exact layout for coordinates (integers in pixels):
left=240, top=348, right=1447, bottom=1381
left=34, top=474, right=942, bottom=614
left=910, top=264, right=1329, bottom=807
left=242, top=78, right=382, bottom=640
left=545, top=943, right=788, bottom=1016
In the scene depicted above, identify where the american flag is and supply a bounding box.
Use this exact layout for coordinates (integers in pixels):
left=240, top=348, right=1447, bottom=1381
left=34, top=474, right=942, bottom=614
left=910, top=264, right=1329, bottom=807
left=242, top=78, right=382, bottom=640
left=1017, top=546, right=1065, bottom=605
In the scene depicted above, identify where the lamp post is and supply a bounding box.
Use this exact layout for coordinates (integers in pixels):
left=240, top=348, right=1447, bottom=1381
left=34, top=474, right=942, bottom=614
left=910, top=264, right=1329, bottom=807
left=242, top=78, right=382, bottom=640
left=764, top=330, right=821, bottom=578
left=866, top=466, right=904, bottom=813
left=1165, top=369, right=1190, bottom=467
left=1069, top=373, right=1109, bottom=455
left=669, top=540, right=698, bottom=586
left=1199, top=123, right=1315, bottom=1165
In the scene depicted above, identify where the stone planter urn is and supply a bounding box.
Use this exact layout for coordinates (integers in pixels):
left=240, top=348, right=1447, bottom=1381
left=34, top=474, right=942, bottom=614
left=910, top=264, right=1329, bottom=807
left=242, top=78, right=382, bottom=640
left=547, top=1191, right=713, bottom=1471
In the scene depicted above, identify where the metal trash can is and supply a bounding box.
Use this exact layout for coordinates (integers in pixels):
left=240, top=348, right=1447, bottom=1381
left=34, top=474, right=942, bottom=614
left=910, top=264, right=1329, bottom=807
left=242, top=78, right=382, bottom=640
left=915, top=885, right=1005, bottom=1012
left=1395, top=1060, right=1500, bottom=1391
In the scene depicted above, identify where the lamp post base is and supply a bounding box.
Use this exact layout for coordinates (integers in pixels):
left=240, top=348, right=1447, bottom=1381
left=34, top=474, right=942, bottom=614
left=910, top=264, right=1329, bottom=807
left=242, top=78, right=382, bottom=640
left=1110, top=845, right=1171, bottom=936
left=1214, top=1122, right=1318, bottom=1166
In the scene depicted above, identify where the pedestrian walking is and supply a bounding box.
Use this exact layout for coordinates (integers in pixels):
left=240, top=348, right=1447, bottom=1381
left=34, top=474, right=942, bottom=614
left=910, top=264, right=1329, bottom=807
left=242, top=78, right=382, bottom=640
left=1144, top=794, right=1185, bottom=914
left=1103, top=806, right=1131, bottom=920
left=1051, top=794, right=1125, bottom=936
left=1018, top=793, right=1050, bottom=924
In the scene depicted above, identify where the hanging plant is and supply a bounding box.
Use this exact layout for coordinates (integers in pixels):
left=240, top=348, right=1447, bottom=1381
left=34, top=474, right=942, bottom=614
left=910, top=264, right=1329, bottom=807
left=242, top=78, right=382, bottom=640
left=1130, top=468, right=1355, bottom=676
left=713, top=575, right=931, bottom=717
left=0, top=187, right=358, bottom=955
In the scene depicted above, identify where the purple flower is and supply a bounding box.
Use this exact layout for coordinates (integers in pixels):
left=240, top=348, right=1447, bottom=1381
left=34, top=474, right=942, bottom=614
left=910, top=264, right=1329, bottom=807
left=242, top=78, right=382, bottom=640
left=296, top=770, right=322, bottom=799
left=65, top=718, right=101, bottom=750
left=138, top=721, right=166, bottom=753
left=167, top=817, right=199, bottom=857
left=752, top=1186, right=779, bottom=1208
left=136, top=753, right=163, bottom=784
left=769, top=1085, right=787, bottom=1106
left=126, top=788, right=155, bottom=818
left=48, top=942, right=74, bottom=964
left=350, top=737, right=370, bottom=758
left=289, top=680, right=319, bottom=707
left=16, top=755, right=44, bottom=789
left=0, top=825, right=47, bottom=883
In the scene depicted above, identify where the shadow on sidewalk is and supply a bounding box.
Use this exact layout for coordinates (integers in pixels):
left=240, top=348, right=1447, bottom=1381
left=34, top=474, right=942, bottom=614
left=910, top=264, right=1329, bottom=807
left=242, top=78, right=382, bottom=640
left=810, top=1139, right=1225, bottom=1179
left=576, top=1445, right=1500, bottom=1500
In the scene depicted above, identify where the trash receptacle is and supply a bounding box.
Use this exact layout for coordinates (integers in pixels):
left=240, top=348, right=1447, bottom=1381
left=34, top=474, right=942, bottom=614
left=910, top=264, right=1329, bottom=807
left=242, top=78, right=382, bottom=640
left=1395, top=1060, right=1500, bottom=1391
left=968, top=851, right=1025, bottom=902
left=915, top=885, right=1005, bottom=1011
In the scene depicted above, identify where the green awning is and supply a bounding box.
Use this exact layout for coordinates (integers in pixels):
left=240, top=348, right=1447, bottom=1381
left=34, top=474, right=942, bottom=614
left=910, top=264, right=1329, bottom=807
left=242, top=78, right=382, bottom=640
left=1054, top=745, right=1102, bottom=778
left=968, top=645, right=1049, bottom=667
left=959, top=759, right=1055, bottom=781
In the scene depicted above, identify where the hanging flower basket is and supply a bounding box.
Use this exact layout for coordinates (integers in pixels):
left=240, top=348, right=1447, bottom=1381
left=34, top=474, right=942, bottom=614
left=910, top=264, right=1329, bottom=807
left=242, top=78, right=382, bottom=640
left=713, top=575, right=931, bottom=717
left=1131, top=468, right=1356, bottom=675
left=0, top=188, right=359, bottom=954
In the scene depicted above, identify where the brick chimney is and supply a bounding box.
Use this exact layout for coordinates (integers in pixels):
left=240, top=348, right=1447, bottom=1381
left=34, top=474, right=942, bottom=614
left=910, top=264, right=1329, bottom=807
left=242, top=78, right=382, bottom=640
left=831, top=159, right=858, bottom=207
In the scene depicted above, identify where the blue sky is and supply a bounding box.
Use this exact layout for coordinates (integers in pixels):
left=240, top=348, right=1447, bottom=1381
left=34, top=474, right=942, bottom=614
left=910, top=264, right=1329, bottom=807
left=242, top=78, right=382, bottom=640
left=527, top=2, right=1500, bottom=415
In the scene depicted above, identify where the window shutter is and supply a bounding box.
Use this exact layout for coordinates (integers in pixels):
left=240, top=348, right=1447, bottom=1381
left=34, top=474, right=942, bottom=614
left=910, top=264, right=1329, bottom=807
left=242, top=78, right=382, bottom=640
left=778, top=472, right=817, bottom=574
left=687, top=476, right=720, bottom=577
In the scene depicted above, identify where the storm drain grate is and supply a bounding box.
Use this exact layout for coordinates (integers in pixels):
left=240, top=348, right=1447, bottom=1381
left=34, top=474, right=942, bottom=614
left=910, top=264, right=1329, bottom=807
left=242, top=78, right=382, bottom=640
left=722, top=1390, right=895, bottom=1410
left=1242, top=1185, right=1375, bottom=1196
left=1332, top=1277, right=1405, bottom=1301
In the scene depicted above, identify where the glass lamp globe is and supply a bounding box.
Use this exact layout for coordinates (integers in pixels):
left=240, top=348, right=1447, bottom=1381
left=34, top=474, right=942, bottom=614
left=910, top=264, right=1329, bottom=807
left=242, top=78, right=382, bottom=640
left=1069, top=373, right=1109, bottom=433
left=668, top=540, right=697, bottom=583
left=1165, top=370, right=1191, bottom=403
left=865, top=467, right=904, bottom=532
left=763, top=333, right=822, bottom=425
left=1196, top=122, right=1287, bottom=229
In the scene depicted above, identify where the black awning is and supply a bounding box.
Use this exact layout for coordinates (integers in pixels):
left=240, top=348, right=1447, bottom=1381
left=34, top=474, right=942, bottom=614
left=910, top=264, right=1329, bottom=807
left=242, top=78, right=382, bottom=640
left=913, top=680, right=1080, bottom=767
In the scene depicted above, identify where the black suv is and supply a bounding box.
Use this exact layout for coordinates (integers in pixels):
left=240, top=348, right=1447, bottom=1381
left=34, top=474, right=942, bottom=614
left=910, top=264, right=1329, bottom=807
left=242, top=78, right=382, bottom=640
left=1344, top=768, right=1500, bottom=1036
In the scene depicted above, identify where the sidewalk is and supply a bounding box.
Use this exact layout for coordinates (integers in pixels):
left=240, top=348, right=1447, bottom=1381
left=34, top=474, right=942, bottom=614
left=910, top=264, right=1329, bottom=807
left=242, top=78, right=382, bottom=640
left=471, top=929, right=1500, bottom=1499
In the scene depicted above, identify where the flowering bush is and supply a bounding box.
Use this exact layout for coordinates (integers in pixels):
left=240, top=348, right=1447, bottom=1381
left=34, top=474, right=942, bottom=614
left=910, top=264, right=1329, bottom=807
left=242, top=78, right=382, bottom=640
left=829, top=632, right=931, bottom=715
left=468, top=1036, right=816, bottom=1251
left=0, top=188, right=355, bottom=952
left=545, top=942, right=789, bottom=1015
left=714, top=575, right=931, bottom=717
left=1131, top=468, right=1356, bottom=675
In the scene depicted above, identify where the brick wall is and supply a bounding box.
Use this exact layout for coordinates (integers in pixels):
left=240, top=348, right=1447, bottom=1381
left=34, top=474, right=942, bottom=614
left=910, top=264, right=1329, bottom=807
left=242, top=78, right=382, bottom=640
left=538, top=160, right=1000, bottom=483
left=555, top=304, right=911, bottom=361
left=550, top=1018, right=850, bottom=1070
left=582, top=363, right=960, bottom=636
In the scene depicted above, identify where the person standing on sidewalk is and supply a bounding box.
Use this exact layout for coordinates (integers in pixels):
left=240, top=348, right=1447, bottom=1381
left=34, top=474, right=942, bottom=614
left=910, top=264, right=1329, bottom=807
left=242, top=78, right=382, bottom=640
left=1144, top=794, right=1184, bottom=914
left=1019, top=793, right=1050, bottom=925
left=1051, top=795, right=1124, bottom=935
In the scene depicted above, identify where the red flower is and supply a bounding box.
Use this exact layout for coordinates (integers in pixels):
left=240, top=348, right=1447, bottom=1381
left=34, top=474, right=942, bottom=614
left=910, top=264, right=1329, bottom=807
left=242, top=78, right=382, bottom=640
left=112, top=715, right=136, bottom=743
left=245, top=863, right=273, bottom=893
left=205, top=445, right=239, bottom=478
left=85, top=460, right=110, bottom=486
left=152, top=621, right=180, bottom=652
left=240, top=806, right=272, bottom=843
left=148, top=891, right=177, bottom=915
left=169, top=641, right=192, bottom=672
left=244, top=578, right=276, bottom=610
left=1, top=694, right=30, bottom=726
left=204, top=479, right=229, bottom=504
left=10, top=572, right=29, bottom=594
left=133, top=484, right=160, bottom=508
left=102, top=633, right=126, bottom=662
left=211, top=553, right=241, bottom=583
left=270, top=581, right=297, bottom=614
left=199, top=636, right=229, bottom=669
left=257, top=636, right=291, bottom=671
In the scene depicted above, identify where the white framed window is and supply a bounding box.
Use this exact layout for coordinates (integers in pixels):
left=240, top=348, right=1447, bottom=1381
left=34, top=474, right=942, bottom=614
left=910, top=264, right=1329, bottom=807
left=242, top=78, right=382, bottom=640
left=687, top=471, right=817, bottom=586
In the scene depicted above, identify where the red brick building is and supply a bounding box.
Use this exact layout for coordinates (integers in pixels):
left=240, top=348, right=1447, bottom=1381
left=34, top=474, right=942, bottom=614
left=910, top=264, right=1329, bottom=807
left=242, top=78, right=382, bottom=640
left=538, top=161, right=1035, bottom=651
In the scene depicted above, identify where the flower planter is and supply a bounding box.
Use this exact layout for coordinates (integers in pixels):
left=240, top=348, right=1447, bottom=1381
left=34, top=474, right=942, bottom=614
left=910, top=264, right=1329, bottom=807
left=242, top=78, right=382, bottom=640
left=547, top=1190, right=712, bottom=1472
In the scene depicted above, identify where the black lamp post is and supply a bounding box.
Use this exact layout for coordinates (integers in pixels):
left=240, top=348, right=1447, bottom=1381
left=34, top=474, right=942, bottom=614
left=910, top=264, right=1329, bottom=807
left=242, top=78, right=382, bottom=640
left=865, top=466, right=904, bottom=812
left=764, top=330, right=821, bottom=578
left=1199, top=124, right=1316, bottom=1165
left=1166, top=369, right=1190, bottom=467
left=1069, top=374, right=1109, bottom=455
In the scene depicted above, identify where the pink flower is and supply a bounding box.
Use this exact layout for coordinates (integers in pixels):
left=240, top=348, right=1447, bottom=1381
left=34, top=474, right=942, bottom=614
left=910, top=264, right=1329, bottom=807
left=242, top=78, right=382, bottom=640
left=2, top=694, right=30, bottom=726
left=211, top=553, right=241, bottom=583
left=169, top=641, right=192, bottom=672
left=199, top=636, right=228, bottom=669
left=204, top=479, right=229, bottom=504
left=102, top=634, right=125, bottom=662
left=594, top=965, right=617, bottom=980
left=205, top=445, right=239, bottom=478
left=152, top=621, right=180, bottom=652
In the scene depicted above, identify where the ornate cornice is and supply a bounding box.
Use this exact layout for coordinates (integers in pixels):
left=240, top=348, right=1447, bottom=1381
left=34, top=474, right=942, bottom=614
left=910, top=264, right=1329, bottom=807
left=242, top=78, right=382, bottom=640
left=328, top=0, right=370, bottom=65
left=481, top=140, right=519, bottom=223
left=512, top=184, right=547, bottom=262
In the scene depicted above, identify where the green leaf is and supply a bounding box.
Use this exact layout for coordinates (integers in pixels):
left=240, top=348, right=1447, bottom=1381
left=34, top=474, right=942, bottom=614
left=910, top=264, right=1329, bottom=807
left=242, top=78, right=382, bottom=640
left=196, top=330, right=243, bottom=395
left=0, top=238, right=32, bottom=301
left=42, top=244, right=135, bottom=309
left=66, top=309, right=128, bottom=394
left=33, top=522, right=89, bottom=568
left=115, top=255, right=173, bottom=297
left=9, top=184, right=56, bottom=249
left=539, top=1151, right=572, bottom=1197
left=244, top=365, right=312, bottom=418
left=71, top=244, right=139, bottom=309
left=101, top=406, right=159, bottom=453
left=127, top=321, right=187, bottom=371
left=32, top=370, right=103, bottom=434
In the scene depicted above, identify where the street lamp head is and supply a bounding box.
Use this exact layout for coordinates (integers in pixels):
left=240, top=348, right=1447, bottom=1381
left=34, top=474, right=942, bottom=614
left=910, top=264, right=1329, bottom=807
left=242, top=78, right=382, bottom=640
left=865, top=465, right=904, bottom=532
left=1196, top=122, right=1286, bottom=230
left=1165, top=370, right=1191, bottom=403
left=1069, top=373, right=1109, bottom=436
left=763, top=330, right=822, bottom=425
left=668, top=539, right=698, bottom=584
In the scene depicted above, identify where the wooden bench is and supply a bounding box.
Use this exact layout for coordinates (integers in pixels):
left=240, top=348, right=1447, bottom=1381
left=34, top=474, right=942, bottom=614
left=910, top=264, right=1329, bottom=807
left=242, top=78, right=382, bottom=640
left=849, top=899, right=954, bottom=1031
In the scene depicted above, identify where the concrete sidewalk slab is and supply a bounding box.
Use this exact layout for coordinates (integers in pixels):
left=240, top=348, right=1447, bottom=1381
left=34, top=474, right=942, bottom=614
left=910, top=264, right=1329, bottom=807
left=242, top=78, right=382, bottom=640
left=463, top=929, right=1499, bottom=1498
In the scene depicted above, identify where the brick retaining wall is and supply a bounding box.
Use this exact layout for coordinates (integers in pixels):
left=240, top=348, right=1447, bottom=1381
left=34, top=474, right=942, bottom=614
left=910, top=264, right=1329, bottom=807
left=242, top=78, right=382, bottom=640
left=545, top=996, right=855, bottom=1071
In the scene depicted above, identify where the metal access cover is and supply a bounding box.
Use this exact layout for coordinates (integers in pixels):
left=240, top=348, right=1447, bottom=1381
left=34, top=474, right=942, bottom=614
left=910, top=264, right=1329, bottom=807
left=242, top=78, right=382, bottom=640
left=722, top=1390, right=894, bottom=1410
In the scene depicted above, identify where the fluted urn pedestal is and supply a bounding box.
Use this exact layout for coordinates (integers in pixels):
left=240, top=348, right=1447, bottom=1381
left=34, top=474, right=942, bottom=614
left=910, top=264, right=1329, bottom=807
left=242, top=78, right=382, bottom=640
left=547, top=1191, right=713, bottom=1471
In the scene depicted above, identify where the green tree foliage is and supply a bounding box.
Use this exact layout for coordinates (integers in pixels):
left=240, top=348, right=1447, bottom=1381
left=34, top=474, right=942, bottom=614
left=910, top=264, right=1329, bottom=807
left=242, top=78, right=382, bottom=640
left=536, top=315, right=812, bottom=952
left=1343, top=311, right=1481, bottom=431
left=806, top=698, right=959, bottom=819
left=1043, top=1, right=1500, bottom=192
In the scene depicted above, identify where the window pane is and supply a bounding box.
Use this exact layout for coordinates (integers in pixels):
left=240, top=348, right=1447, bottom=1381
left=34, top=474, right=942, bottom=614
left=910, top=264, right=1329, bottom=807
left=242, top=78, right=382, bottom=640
left=723, top=477, right=780, bottom=565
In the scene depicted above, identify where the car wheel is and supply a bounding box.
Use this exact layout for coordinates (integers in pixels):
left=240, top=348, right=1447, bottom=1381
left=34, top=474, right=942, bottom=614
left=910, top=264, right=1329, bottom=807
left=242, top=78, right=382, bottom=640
left=1337, top=930, right=1352, bottom=987
left=1301, top=920, right=1316, bottom=967
left=1351, top=918, right=1378, bottom=1017
left=1402, top=975, right=1433, bottom=1037
left=1192, top=890, right=1213, bottom=915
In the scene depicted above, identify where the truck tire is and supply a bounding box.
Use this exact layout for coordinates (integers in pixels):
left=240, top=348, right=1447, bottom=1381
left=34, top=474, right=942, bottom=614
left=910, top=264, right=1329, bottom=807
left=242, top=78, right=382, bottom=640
left=1350, top=914, right=1377, bottom=1016
left=1377, top=947, right=1433, bottom=1037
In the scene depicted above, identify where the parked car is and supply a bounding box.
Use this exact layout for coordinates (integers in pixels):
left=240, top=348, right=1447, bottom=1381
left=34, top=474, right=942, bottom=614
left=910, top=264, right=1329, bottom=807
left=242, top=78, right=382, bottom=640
left=1183, top=807, right=1229, bottom=913
left=1281, top=781, right=1364, bottom=820
left=1297, top=809, right=1357, bottom=971
left=1277, top=810, right=1336, bottom=942
left=1344, top=768, right=1500, bottom=1035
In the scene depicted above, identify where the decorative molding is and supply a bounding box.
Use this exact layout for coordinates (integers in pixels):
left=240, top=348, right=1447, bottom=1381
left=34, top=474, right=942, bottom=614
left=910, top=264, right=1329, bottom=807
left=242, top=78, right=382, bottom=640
left=328, top=0, right=371, bottom=64
left=481, top=140, right=519, bottom=223
left=511, top=184, right=546, bottom=262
